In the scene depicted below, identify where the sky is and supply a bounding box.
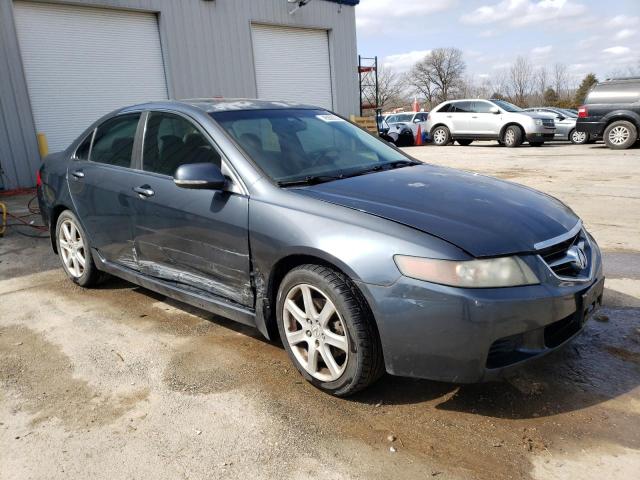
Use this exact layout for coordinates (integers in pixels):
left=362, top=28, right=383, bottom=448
left=355, top=0, right=640, bottom=84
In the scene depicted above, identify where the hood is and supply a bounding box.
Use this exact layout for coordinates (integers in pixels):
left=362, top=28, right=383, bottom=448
left=519, top=111, right=554, bottom=120
left=292, top=164, right=578, bottom=257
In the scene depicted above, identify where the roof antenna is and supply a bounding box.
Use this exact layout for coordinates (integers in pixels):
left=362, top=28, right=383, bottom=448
left=288, top=0, right=313, bottom=15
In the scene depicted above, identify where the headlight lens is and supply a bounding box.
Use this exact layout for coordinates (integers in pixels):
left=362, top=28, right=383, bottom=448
left=394, top=255, right=539, bottom=288
left=535, top=119, right=543, bottom=126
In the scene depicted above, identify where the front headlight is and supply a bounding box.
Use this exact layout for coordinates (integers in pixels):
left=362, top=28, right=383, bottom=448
left=394, top=255, right=539, bottom=288
left=535, top=119, right=543, bottom=126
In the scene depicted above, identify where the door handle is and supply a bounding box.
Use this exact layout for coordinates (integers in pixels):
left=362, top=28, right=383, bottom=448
left=133, top=185, right=155, bottom=198
left=71, top=170, right=85, bottom=179
left=472, top=116, right=478, bottom=118
left=446, top=115, right=452, bottom=118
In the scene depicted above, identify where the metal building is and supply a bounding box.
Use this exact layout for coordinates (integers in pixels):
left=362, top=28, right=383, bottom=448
left=0, top=0, right=360, bottom=189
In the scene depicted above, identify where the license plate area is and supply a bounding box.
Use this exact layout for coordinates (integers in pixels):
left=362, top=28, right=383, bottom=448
left=578, top=277, right=604, bottom=325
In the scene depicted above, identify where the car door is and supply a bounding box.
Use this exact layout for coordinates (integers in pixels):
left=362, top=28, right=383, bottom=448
left=448, top=101, right=475, bottom=134
left=471, top=101, right=502, bottom=136
left=131, top=110, right=253, bottom=307
left=68, top=113, right=143, bottom=268
left=544, top=109, right=571, bottom=139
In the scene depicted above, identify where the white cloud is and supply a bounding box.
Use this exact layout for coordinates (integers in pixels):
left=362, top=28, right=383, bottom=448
left=606, top=15, right=639, bottom=28
left=460, top=0, right=587, bottom=27
left=479, top=29, right=497, bottom=37
left=382, top=50, right=431, bottom=71
left=356, top=0, right=457, bottom=31
left=603, top=46, right=631, bottom=55
left=531, top=45, right=553, bottom=55
left=615, top=29, right=636, bottom=40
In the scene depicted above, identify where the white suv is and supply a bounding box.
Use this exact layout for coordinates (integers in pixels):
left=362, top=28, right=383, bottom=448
left=425, top=99, right=556, bottom=147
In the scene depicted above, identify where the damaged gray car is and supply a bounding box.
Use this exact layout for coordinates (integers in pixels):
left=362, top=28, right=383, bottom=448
left=37, top=99, right=604, bottom=396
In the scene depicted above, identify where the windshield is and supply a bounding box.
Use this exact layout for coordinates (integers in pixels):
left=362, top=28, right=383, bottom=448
left=211, top=109, right=411, bottom=184
left=560, top=108, right=578, bottom=118
left=386, top=114, right=413, bottom=123
left=490, top=100, right=523, bottom=112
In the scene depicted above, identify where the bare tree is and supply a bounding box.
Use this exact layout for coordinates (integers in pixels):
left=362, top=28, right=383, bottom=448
left=552, top=63, right=569, bottom=100
left=536, top=66, right=549, bottom=103
left=361, top=66, right=405, bottom=111
left=407, top=48, right=466, bottom=106
left=507, top=56, right=535, bottom=106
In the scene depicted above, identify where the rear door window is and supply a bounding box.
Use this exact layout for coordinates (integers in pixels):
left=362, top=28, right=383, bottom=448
left=75, top=131, right=94, bottom=161
left=90, top=114, right=141, bottom=168
left=452, top=102, right=473, bottom=113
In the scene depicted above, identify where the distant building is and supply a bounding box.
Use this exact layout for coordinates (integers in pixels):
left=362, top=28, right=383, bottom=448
left=0, top=0, right=360, bottom=189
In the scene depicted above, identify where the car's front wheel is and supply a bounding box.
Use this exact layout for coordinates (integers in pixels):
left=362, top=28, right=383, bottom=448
left=276, top=265, right=384, bottom=396
left=604, top=120, right=637, bottom=150
left=503, top=126, right=523, bottom=147
left=55, top=210, right=102, bottom=287
left=569, top=129, right=589, bottom=145
left=431, top=126, right=451, bottom=146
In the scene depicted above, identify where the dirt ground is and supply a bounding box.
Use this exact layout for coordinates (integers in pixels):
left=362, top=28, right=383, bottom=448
left=1, top=141, right=639, bottom=480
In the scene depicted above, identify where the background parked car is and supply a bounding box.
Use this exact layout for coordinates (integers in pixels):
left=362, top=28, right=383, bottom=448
left=525, top=107, right=590, bottom=144
left=425, top=99, right=556, bottom=147
left=577, top=77, right=640, bottom=150
left=378, top=117, right=415, bottom=147
left=384, top=112, right=430, bottom=143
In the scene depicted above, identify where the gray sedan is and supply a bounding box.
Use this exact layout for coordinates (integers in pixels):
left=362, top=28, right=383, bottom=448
left=37, top=99, right=604, bottom=396
left=526, top=107, right=590, bottom=144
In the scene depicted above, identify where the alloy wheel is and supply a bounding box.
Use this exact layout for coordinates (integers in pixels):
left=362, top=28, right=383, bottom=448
left=572, top=130, right=587, bottom=143
left=505, top=129, right=515, bottom=146
left=283, top=284, right=349, bottom=382
left=608, top=126, right=630, bottom=145
left=433, top=129, right=447, bottom=145
left=59, top=218, right=86, bottom=278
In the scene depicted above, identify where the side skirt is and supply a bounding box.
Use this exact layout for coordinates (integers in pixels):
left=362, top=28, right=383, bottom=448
left=92, top=249, right=257, bottom=328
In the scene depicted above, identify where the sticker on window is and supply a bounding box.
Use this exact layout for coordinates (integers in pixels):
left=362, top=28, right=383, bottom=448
left=316, top=114, right=345, bottom=123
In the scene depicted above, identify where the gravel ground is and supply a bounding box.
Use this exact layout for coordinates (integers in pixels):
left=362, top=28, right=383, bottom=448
left=1, top=141, right=639, bottom=480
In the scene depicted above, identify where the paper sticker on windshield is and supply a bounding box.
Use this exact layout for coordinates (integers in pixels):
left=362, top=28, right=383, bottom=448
left=316, top=114, right=345, bottom=123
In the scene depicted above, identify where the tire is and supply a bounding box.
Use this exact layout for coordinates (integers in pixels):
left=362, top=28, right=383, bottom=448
left=55, top=210, right=102, bottom=287
left=456, top=139, right=473, bottom=146
left=431, top=126, right=451, bottom=146
left=603, top=120, right=637, bottom=150
left=569, top=129, right=589, bottom=145
left=529, top=141, right=544, bottom=147
left=503, top=126, right=523, bottom=148
left=276, top=264, right=384, bottom=396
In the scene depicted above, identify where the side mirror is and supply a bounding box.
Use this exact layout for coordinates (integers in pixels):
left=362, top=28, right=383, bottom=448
left=413, top=118, right=421, bottom=123
left=557, top=115, right=566, bottom=121
left=174, top=162, right=226, bottom=190
left=490, top=106, right=500, bottom=114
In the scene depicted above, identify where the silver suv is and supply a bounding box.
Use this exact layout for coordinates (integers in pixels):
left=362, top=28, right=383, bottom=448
left=426, top=99, right=556, bottom=147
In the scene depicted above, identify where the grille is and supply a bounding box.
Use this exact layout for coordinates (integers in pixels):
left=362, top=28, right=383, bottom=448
left=542, top=119, right=555, bottom=128
left=538, top=230, right=590, bottom=280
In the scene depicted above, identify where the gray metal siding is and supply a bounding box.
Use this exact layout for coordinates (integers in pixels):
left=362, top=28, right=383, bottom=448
left=0, top=0, right=359, bottom=189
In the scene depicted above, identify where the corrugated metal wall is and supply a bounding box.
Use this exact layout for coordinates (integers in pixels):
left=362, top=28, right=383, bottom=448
left=0, top=0, right=359, bottom=189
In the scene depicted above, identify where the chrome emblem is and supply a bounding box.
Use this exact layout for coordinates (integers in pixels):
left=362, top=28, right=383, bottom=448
left=567, top=245, right=587, bottom=270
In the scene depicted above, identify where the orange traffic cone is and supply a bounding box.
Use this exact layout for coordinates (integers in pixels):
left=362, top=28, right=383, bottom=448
left=415, top=125, right=423, bottom=146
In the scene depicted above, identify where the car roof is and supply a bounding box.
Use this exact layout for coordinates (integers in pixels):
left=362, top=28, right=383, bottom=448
left=120, top=98, right=321, bottom=114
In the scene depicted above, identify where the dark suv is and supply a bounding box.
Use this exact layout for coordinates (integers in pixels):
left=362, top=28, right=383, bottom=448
left=576, top=77, right=640, bottom=149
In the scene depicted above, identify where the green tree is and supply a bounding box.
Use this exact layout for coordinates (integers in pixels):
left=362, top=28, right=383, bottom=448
left=574, top=73, right=598, bottom=106
left=543, top=87, right=559, bottom=105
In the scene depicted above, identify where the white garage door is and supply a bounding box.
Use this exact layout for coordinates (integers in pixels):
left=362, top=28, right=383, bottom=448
left=13, top=2, right=168, bottom=153
left=251, top=24, right=333, bottom=110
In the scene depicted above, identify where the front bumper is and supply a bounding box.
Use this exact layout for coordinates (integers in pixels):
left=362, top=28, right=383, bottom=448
left=357, top=251, right=604, bottom=383
left=526, top=131, right=555, bottom=142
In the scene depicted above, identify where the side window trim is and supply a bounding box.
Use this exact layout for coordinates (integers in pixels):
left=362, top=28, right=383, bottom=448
left=140, top=109, right=247, bottom=195
left=73, top=128, right=96, bottom=161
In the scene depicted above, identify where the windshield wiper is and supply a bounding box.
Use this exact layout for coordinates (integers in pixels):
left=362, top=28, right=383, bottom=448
left=277, top=174, right=345, bottom=188
left=345, top=159, right=420, bottom=178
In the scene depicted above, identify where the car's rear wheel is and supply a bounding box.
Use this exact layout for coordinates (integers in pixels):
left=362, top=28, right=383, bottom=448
left=569, top=129, right=589, bottom=145
left=456, top=139, right=473, bottom=146
left=503, top=126, right=523, bottom=147
left=431, top=126, right=451, bottom=146
left=55, top=210, right=102, bottom=287
left=604, top=120, right=637, bottom=150
left=276, top=264, right=384, bottom=396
